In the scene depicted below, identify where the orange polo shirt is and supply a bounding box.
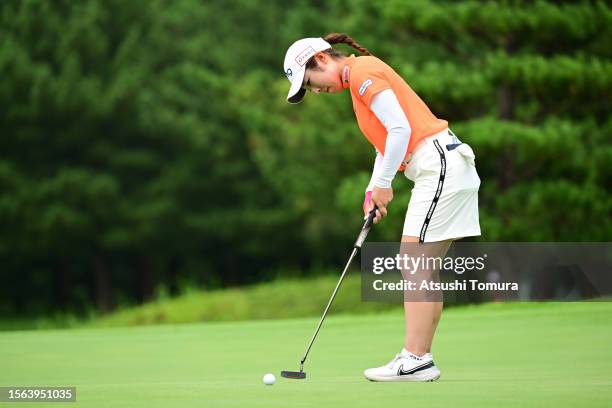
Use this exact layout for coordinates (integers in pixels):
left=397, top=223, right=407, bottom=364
left=342, top=55, right=448, bottom=171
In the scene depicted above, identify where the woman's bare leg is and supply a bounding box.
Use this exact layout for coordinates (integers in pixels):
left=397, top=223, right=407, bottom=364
left=401, top=236, right=452, bottom=356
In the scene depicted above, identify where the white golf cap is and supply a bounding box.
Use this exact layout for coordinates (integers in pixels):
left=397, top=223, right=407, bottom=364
left=283, top=38, right=332, bottom=104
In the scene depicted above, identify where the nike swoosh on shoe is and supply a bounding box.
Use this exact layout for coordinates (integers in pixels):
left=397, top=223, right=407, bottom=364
left=397, top=361, right=435, bottom=376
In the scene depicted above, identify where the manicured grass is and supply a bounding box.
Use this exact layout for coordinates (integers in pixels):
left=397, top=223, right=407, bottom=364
left=1, top=302, right=611, bottom=407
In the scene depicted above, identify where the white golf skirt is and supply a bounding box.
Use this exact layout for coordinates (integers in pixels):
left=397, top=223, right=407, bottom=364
left=402, top=128, right=481, bottom=243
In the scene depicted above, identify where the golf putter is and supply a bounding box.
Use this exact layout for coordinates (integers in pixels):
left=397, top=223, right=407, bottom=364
left=281, top=206, right=379, bottom=380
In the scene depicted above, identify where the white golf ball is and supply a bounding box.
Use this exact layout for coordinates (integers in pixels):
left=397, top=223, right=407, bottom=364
left=263, top=373, right=276, bottom=385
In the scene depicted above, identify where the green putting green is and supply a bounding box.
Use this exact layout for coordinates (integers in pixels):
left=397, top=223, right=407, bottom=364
left=1, top=302, right=611, bottom=407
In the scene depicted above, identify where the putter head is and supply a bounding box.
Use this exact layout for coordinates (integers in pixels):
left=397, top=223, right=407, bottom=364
left=281, top=370, right=306, bottom=379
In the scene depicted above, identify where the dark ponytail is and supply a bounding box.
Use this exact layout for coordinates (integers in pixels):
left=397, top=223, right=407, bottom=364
left=323, top=33, right=372, bottom=56
left=305, top=33, right=372, bottom=70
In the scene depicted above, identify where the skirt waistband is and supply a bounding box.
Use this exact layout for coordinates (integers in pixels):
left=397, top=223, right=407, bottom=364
left=403, top=128, right=454, bottom=167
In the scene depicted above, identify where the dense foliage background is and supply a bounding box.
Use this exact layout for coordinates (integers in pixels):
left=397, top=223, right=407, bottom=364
left=1, top=0, right=610, bottom=316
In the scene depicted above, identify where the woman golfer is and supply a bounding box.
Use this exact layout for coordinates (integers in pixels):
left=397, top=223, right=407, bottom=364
left=283, top=33, right=481, bottom=382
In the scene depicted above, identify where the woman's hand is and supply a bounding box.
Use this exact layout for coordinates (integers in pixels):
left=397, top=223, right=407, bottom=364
left=364, top=186, right=393, bottom=224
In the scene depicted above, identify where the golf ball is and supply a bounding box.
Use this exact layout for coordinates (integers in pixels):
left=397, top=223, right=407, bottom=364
left=263, top=373, right=276, bottom=385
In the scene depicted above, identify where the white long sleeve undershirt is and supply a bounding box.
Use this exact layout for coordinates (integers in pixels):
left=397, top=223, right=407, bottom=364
left=365, top=89, right=411, bottom=191
left=365, top=148, right=384, bottom=192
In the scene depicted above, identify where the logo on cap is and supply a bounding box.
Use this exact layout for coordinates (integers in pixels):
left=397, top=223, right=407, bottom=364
left=295, top=46, right=316, bottom=67
left=285, top=68, right=293, bottom=79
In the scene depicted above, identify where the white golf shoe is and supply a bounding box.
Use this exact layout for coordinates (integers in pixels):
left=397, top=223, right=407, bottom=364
left=364, top=349, right=440, bottom=382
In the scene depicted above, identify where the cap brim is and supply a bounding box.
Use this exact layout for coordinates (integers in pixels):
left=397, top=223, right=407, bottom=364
left=286, top=70, right=306, bottom=104
left=287, top=88, right=306, bottom=104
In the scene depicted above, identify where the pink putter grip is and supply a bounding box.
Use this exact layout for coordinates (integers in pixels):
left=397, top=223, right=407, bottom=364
left=363, top=190, right=373, bottom=215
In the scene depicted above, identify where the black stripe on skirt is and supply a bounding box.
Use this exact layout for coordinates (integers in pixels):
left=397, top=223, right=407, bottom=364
left=419, top=139, right=446, bottom=243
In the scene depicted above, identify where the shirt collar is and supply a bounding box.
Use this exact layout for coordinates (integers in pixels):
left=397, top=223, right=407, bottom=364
left=342, top=54, right=357, bottom=89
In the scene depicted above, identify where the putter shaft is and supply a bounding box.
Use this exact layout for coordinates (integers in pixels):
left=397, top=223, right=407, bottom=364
left=296, top=207, right=377, bottom=372
left=299, top=247, right=358, bottom=369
